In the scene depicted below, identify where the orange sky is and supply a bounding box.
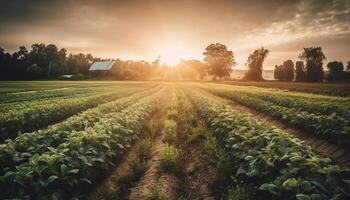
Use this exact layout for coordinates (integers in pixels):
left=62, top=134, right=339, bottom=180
left=0, top=0, right=349, bottom=69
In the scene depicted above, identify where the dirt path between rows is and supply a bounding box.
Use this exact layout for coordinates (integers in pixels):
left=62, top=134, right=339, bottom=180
left=128, top=133, right=180, bottom=200
left=181, top=140, right=215, bottom=200
left=88, top=138, right=142, bottom=200
left=197, top=88, right=350, bottom=166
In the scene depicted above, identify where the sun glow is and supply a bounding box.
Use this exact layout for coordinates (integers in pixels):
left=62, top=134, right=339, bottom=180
left=160, top=47, right=189, bottom=66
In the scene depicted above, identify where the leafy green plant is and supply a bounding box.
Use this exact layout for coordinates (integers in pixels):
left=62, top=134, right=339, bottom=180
left=199, top=84, right=350, bottom=146
left=159, top=144, right=180, bottom=173
left=0, top=87, right=168, bottom=199
left=187, top=88, right=350, bottom=200
left=146, top=186, right=169, bottom=200
left=0, top=86, right=163, bottom=177
left=163, top=120, right=177, bottom=143
left=0, top=85, right=159, bottom=142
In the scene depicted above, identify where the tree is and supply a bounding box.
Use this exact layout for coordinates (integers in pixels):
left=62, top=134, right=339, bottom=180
left=295, top=61, right=306, bottom=82
left=274, top=60, right=294, bottom=81
left=203, top=43, right=236, bottom=80
left=26, top=64, right=43, bottom=79
left=177, top=59, right=206, bottom=80
left=274, top=65, right=283, bottom=80
left=326, top=61, right=345, bottom=82
left=299, top=47, right=326, bottom=82
left=346, top=61, right=350, bottom=81
left=244, top=47, right=269, bottom=81
left=46, top=44, right=59, bottom=77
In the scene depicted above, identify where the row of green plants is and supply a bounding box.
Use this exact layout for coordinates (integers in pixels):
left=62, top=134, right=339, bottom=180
left=0, top=86, right=152, bottom=142
left=0, top=87, right=91, bottom=105
left=0, top=83, right=154, bottom=106
left=0, top=86, right=163, bottom=176
left=200, top=84, right=350, bottom=123
left=0, top=86, right=168, bottom=199
left=188, top=88, right=350, bottom=200
left=200, top=85, right=350, bottom=146
left=0, top=91, right=94, bottom=114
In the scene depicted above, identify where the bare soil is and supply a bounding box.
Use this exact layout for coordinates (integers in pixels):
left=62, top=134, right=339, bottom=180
left=88, top=139, right=142, bottom=200
left=181, top=140, right=216, bottom=200
left=128, top=133, right=181, bottom=200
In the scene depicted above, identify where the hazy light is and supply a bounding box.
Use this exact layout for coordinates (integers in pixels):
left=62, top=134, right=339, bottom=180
left=160, top=46, right=190, bottom=66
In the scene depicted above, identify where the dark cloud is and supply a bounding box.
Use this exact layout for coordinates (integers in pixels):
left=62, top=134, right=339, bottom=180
left=0, top=0, right=349, bottom=68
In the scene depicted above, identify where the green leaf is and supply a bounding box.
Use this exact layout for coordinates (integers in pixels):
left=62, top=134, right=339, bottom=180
left=296, top=194, right=311, bottom=200
left=283, top=178, right=299, bottom=188
left=80, top=178, right=92, bottom=184
left=48, top=175, right=58, bottom=184
left=67, top=169, right=79, bottom=174
left=259, top=183, right=279, bottom=195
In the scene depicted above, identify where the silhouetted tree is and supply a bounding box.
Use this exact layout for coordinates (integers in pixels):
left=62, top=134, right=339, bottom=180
left=274, top=60, right=294, bottom=81
left=326, top=61, right=345, bottom=82
left=46, top=44, right=60, bottom=77
left=299, top=47, right=326, bottom=82
left=244, top=47, right=269, bottom=81
left=274, top=65, right=283, bottom=80
left=203, top=43, right=236, bottom=80
left=346, top=61, right=350, bottom=81
left=295, top=61, right=306, bottom=82
left=0, top=47, right=13, bottom=80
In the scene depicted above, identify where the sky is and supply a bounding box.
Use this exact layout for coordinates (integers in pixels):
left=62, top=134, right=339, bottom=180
left=0, top=0, right=349, bottom=69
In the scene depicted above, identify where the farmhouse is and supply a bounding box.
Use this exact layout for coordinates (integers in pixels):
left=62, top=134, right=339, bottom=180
left=89, top=61, right=116, bottom=76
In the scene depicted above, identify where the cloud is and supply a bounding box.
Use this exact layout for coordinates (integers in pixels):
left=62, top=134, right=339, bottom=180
left=0, top=0, right=349, bottom=68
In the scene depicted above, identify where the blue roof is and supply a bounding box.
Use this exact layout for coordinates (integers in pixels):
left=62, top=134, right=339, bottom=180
left=89, top=61, right=115, bottom=71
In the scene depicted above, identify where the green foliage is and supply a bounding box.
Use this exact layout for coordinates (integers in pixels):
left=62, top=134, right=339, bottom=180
left=299, top=47, right=326, bottom=82
left=326, top=61, right=346, bottom=82
left=146, top=186, right=169, bottom=200
left=0, top=85, right=156, bottom=141
left=163, top=120, right=177, bottom=143
left=0, top=86, right=167, bottom=199
left=201, top=84, right=350, bottom=146
left=138, top=138, right=153, bottom=160
left=0, top=86, right=161, bottom=178
left=188, top=88, right=350, bottom=199
left=274, top=60, right=294, bottom=81
left=227, top=185, right=251, bottom=200
left=203, top=43, right=236, bottom=79
left=244, top=47, right=269, bottom=81
left=159, top=144, right=180, bottom=173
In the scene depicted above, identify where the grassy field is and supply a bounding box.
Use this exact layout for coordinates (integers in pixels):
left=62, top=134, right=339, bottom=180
left=0, top=81, right=349, bottom=200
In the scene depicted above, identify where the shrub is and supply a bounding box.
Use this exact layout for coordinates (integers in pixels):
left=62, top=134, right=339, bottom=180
left=163, top=120, right=177, bottom=143
left=138, top=138, right=153, bottom=160
left=159, top=144, right=180, bottom=173
left=146, top=186, right=169, bottom=200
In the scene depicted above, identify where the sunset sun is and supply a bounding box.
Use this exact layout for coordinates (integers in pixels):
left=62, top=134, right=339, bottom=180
left=160, top=47, right=188, bottom=66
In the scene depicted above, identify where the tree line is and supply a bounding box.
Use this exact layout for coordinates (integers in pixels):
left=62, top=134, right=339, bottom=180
left=274, top=47, right=350, bottom=82
left=0, top=43, right=349, bottom=82
left=0, top=44, right=111, bottom=80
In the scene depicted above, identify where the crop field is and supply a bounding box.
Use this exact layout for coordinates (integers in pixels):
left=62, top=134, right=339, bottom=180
left=219, top=80, right=350, bottom=97
left=0, top=81, right=350, bottom=200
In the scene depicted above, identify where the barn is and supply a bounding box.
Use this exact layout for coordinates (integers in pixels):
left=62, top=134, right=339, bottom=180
left=89, top=61, right=116, bottom=76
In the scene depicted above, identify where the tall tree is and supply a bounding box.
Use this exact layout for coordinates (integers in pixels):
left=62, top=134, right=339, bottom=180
left=203, top=43, right=236, bottom=80
left=46, top=44, right=59, bottom=77
left=244, top=47, right=269, bottom=81
left=283, top=60, right=294, bottom=81
left=345, top=61, right=350, bottom=81
left=326, top=61, right=345, bottom=82
left=295, top=61, right=306, bottom=82
left=274, top=60, right=294, bottom=81
left=299, top=47, right=326, bottom=82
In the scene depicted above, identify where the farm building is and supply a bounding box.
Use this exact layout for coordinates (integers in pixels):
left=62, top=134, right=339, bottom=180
left=89, top=61, right=116, bottom=76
